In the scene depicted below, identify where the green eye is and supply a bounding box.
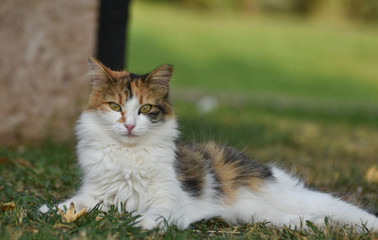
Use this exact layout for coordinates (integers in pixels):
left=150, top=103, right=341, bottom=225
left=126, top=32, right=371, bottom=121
left=109, top=102, right=122, bottom=112
left=139, top=104, right=152, bottom=114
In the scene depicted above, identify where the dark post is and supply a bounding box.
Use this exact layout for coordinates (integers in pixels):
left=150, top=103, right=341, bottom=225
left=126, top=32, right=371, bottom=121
left=97, top=0, right=130, bottom=70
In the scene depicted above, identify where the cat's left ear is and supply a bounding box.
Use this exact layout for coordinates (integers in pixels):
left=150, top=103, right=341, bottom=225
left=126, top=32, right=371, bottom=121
left=145, top=64, right=173, bottom=87
left=87, top=57, right=113, bottom=88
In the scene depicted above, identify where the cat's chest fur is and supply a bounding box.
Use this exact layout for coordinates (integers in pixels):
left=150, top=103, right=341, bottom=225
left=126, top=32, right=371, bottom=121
left=78, top=143, right=176, bottom=212
left=76, top=113, right=178, bottom=212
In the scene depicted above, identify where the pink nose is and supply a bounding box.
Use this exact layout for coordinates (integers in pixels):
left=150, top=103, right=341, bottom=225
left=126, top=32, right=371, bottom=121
left=125, top=124, right=135, bottom=134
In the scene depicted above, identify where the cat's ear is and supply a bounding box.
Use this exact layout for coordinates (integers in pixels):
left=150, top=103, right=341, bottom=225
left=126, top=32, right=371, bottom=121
left=145, top=64, right=173, bottom=88
left=87, top=57, right=113, bottom=87
left=145, top=64, right=173, bottom=98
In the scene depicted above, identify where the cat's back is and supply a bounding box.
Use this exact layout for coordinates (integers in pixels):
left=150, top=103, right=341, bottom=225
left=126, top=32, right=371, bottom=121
left=175, top=141, right=274, bottom=201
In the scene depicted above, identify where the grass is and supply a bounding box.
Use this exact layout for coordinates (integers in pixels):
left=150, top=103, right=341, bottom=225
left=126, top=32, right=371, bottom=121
left=128, top=2, right=378, bottom=102
left=1, top=1, right=378, bottom=239
left=1, top=102, right=377, bottom=239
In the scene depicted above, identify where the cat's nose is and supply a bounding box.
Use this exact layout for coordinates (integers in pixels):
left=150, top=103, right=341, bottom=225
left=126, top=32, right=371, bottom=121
left=125, top=124, right=135, bottom=134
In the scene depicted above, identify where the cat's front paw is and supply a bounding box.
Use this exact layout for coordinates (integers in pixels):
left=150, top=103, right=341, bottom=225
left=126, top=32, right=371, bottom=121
left=140, top=215, right=159, bottom=230
left=138, top=213, right=167, bottom=230
left=39, top=202, right=73, bottom=214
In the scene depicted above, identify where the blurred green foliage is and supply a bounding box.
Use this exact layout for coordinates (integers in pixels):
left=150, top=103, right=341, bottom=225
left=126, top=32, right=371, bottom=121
left=128, top=1, right=378, bottom=104
left=141, top=0, right=378, bottom=21
left=346, top=0, right=378, bottom=21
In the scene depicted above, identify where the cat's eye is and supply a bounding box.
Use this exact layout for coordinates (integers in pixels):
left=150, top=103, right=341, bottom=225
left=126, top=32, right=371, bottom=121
left=139, top=104, right=152, bottom=114
left=109, top=102, right=122, bottom=112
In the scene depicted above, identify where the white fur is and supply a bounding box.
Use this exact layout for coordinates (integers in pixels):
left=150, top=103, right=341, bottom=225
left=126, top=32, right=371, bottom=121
left=168, top=167, right=378, bottom=231
left=220, top=168, right=378, bottom=230
left=40, top=96, right=378, bottom=231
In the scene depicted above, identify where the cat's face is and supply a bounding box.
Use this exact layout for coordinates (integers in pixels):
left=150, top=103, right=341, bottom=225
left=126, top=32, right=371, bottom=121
left=85, top=58, right=175, bottom=144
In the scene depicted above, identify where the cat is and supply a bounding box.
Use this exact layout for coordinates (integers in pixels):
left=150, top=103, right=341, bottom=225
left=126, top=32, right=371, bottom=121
left=40, top=58, right=378, bottom=232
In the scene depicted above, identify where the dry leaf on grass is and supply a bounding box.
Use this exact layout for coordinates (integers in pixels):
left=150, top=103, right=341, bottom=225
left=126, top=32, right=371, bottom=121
left=365, top=165, right=378, bottom=183
left=15, top=158, right=33, bottom=168
left=0, top=157, right=10, bottom=165
left=53, top=223, right=76, bottom=230
left=57, top=202, right=86, bottom=223
left=95, top=213, right=104, bottom=221
left=0, top=201, right=16, bottom=211
left=0, top=157, right=32, bottom=167
left=0, top=157, right=14, bottom=167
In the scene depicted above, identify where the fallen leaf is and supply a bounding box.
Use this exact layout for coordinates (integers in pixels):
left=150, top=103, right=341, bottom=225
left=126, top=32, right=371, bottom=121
left=365, top=165, right=378, bottom=183
left=1, top=201, right=16, bottom=211
left=0, top=157, right=13, bottom=166
left=0, top=157, right=8, bottom=164
left=26, top=227, right=39, bottom=233
left=95, top=213, right=104, bottom=221
left=17, top=208, right=26, bottom=224
left=53, top=223, right=75, bottom=230
left=57, top=202, right=86, bottom=223
left=15, top=158, right=32, bottom=168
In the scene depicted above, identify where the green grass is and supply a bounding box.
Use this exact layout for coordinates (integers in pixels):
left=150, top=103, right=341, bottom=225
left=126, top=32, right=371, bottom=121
left=1, top=102, right=378, bottom=239
left=128, top=2, right=378, bottom=102
left=1, top=1, right=378, bottom=239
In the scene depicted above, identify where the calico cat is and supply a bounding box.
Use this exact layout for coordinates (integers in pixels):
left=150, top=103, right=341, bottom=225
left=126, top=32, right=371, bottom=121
left=40, top=58, right=378, bottom=231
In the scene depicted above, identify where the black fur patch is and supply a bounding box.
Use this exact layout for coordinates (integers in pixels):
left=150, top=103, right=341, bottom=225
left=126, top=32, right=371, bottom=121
left=125, top=81, right=133, bottom=99
left=174, top=142, right=207, bottom=198
left=223, top=146, right=273, bottom=180
left=181, top=179, right=202, bottom=198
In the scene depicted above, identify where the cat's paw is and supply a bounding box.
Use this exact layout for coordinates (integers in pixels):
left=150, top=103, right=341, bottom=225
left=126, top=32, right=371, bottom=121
left=138, top=213, right=167, bottom=230
left=135, top=206, right=173, bottom=230
left=140, top=215, right=159, bottom=230
left=39, top=202, right=72, bottom=214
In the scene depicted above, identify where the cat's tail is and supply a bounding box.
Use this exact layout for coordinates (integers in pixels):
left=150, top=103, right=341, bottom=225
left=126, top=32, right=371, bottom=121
left=226, top=166, right=378, bottom=232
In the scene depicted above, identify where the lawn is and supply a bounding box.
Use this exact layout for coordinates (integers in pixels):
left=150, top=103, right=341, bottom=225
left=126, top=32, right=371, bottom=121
left=1, top=1, right=378, bottom=239
left=128, top=2, right=378, bottom=102
left=1, top=103, right=378, bottom=239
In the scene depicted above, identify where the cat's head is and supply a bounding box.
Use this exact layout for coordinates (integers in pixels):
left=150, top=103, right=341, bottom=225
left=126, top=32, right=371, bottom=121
left=84, top=58, right=176, bottom=144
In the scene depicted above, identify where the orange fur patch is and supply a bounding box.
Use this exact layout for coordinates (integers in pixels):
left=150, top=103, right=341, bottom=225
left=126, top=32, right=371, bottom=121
left=203, top=142, right=239, bottom=203
left=204, top=142, right=266, bottom=204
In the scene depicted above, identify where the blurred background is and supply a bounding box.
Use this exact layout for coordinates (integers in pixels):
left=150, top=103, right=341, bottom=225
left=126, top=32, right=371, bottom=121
left=0, top=0, right=377, bottom=193
left=1, top=0, right=378, bottom=144
left=128, top=0, right=378, bottom=104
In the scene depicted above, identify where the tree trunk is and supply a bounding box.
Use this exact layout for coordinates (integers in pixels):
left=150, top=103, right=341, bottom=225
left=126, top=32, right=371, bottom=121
left=97, top=0, right=131, bottom=70
left=0, top=0, right=98, bottom=145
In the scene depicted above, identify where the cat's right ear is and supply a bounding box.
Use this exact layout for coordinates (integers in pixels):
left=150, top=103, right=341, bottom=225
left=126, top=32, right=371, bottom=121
left=87, top=57, right=112, bottom=87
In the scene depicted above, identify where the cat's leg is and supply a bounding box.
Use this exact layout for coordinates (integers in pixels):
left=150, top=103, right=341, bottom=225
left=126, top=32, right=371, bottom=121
left=137, top=193, right=180, bottom=230
left=39, top=194, right=99, bottom=213
left=222, top=187, right=306, bottom=228
left=172, top=198, right=225, bottom=230
left=264, top=167, right=378, bottom=231
left=138, top=205, right=173, bottom=230
left=224, top=167, right=378, bottom=231
left=136, top=181, right=181, bottom=230
left=58, top=194, right=99, bottom=212
left=39, top=185, right=101, bottom=213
